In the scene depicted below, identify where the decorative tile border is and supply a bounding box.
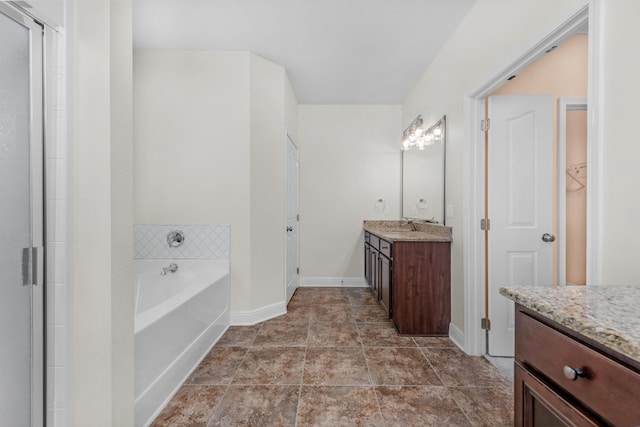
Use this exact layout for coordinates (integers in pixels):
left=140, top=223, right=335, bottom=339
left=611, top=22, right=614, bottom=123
left=134, top=224, right=230, bottom=260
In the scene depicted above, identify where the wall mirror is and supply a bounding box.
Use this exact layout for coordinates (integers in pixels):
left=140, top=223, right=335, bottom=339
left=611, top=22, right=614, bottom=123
left=401, top=115, right=446, bottom=224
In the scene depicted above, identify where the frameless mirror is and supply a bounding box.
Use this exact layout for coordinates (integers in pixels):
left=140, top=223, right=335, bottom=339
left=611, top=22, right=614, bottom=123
left=401, top=115, right=446, bottom=224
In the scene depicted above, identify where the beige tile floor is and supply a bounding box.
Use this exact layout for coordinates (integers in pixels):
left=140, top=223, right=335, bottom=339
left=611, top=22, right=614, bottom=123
left=151, top=287, right=514, bottom=426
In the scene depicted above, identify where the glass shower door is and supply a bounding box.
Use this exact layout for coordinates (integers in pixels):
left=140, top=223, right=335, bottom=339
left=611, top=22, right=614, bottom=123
left=0, top=5, right=44, bottom=426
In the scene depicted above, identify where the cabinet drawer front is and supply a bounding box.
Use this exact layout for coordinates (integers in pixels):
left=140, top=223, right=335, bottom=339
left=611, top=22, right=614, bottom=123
left=370, top=235, right=380, bottom=250
left=516, top=311, right=640, bottom=426
left=379, top=239, right=392, bottom=258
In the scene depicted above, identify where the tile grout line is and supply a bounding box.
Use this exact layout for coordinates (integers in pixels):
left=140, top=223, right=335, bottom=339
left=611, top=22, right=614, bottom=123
left=416, top=344, right=478, bottom=426
left=204, top=326, right=260, bottom=426
left=358, top=315, right=387, bottom=426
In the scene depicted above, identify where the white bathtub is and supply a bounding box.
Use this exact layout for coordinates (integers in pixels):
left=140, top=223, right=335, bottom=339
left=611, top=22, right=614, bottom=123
left=134, top=259, right=230, bottom=427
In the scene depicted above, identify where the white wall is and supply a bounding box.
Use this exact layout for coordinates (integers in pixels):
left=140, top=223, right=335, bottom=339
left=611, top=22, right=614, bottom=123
left=600, top=0, right=640, bottom=285
left=402, top=0, right=588, bottom=330
left=134, top=51, right=253, bottom=310
left=249, top=54, right=287, bottom=307
left=297, top=105, right=402, bottom=281
left=134, top=51, right=297, bottom=313
left=71, top=0, right=134, bottom=425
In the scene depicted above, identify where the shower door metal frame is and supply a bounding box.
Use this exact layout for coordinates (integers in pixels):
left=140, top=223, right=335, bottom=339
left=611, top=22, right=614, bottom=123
left=0, top=3, right=45, bottom=426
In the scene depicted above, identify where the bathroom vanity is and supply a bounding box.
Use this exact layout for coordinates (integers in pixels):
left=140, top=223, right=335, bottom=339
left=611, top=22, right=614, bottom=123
left=364, top=220, right=452, bottom=336
left=500, top=286, right=640, bottom=426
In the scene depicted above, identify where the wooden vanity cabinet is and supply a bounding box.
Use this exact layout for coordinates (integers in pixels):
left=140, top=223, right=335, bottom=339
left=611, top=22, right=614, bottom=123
left=364, top=231, right=451, bottom=336
left=514, top=305, right=640, bottom=426
left=391, top=241, right=450, bottom=336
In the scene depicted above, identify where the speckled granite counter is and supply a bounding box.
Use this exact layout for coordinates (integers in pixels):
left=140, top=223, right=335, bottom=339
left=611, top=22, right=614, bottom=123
left=500, top=285, right=640, bottom=365
left=363, top=220, right=452, bottom=242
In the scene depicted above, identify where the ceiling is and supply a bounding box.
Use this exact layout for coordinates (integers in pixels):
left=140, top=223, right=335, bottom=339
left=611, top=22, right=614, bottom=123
left=133, top=0, right=476, bottom=104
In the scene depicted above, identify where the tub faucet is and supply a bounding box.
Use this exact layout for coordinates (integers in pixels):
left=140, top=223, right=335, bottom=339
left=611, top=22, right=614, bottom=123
left=161, top=263, right=179, bottom=275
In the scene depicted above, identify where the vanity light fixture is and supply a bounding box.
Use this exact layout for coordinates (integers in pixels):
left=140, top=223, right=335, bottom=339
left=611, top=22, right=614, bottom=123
left=401, top=115, right=444, bottom=151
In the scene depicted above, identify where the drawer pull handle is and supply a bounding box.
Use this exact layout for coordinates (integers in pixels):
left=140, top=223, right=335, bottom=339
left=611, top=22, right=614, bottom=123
left=563, top=365, right=585, bottom=380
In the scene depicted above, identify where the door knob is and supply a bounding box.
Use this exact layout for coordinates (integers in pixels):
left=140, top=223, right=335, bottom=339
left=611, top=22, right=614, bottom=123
left=286, top=226, right=293, bottom=232
left=542, top=233, right=556, bottom=243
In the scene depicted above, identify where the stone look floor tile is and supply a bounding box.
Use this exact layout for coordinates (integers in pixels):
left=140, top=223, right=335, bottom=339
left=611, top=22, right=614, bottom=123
left=421, top=347, right=509, bottom=387
left=152, top=287, right=515, bottom=426
left=185, top=347, right=248, bottom=385
left=215, top=325, right=261, bottom=347
left=365, top=347, right=442, bottom=386
left=346, top=288, right=379, bottom=306
left=232, top=347, right=305, bottom=385
left=307, top=321, right=361, bottom=346
left=448, top=386, right=514, bottom=427
left=207, top=385, right=299, bottom=427
left=350, top=304, right=390, bottom=322
left=357, top=322, right=417, bottom=347
left=150, top=385, right=226, bottom=427
left=310, top=304, right=355, bottom=322
left=253, top=320, right=309, bottom=347
left=297, top=386, right=384, bottom=426
left=413, top=336, right=458, bottom=348
left=376, top=385, right=472, bottom=427
left=312, top=292, right=351, bottom=305
left=303, top=347, right=371, bottom=385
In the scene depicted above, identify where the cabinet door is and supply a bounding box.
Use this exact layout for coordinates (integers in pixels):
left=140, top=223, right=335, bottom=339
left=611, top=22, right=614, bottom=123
left=515, top=363, right=599, bottom=427
left=364, top=243, right=371, bottom=287
left=379, top=254, right=392, bottom=317
left=371, top=247, right=379, bottom=296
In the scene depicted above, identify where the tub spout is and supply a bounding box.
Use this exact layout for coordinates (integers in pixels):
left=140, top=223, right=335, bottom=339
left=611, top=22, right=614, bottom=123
left=161, top=263, right=178, bottom=276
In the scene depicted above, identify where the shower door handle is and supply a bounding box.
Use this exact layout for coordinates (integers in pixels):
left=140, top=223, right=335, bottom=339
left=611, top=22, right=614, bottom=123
left=21, top=246, right=43, bottom=286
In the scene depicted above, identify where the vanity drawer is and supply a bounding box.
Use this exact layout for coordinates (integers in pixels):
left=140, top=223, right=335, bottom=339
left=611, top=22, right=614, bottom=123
left=379, top=239, right=392, bottom=258
left=369, top=235, right=380, bottom=250
left=515, top=310, right=640, bottom=425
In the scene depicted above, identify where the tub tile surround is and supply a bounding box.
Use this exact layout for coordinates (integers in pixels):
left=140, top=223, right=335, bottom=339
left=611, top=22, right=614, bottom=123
left=134, top=224, right=230, bottom=259
left=150, top=287, right=513, bottom=426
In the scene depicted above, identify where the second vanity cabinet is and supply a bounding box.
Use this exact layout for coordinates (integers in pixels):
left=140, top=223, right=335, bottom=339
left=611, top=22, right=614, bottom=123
left=514, top=305, right=640, bottom=426
left=364, top=229, right=451, bottom=336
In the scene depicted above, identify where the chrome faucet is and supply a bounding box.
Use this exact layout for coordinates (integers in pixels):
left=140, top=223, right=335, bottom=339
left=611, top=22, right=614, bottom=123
left=160, top=263, right=178, bottom=275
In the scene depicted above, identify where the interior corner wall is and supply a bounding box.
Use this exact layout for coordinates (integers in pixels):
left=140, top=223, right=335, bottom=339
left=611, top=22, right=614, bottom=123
left=297, top=105, right=402, bottom=280
left=402, top=0, right=589, bottom=332
left=249, top=54, right=287, bottom=307
left=600, top=0, right=640, bottom=285
left=133, top=51, right=253, bottom=311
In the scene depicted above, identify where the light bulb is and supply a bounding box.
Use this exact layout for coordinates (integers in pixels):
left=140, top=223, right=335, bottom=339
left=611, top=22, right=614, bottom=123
left=433, top=126, right=442, bottom=136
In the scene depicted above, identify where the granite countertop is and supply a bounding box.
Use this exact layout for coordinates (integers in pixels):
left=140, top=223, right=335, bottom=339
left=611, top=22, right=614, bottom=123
left=500, top=285, right=640, bottom=365
left=363, top=220, right=452, bottom=242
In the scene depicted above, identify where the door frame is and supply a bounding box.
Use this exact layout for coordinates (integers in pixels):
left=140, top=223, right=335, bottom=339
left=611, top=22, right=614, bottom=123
left=462, top=3, right=602, bottom=355
left=557, top=98, right=588, bottom=286
left=284, top=130, right=300, bottom=303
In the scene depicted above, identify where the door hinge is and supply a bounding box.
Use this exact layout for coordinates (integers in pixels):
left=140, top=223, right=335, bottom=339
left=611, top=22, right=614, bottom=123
left=481, top=118, right=490, bottom=132
left=297, top=214, right=299, bottom=221
left=480, top=218, right=490, bottom=231
left=296, top=267, right=299, bottom=274
left=481, top=318, right=491, bottom=331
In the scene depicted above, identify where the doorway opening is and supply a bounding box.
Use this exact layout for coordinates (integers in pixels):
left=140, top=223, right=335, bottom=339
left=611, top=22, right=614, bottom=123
left=462, top=4, right=602, bottom=356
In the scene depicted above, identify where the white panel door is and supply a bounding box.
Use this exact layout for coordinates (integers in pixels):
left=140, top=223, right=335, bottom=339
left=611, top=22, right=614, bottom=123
left=0, top=5, right=44, bottom=426
left=285, top=134, right=300, bottom=303
left=488, top=94, right=554, bottom=356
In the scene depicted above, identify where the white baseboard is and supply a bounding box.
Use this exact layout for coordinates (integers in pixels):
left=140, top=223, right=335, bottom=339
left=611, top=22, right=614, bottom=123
left=449, top=322, right=465, bottom=351
left=230, top=301, right=286, bottom=325
left=299, top=276, right=367, bottom=287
